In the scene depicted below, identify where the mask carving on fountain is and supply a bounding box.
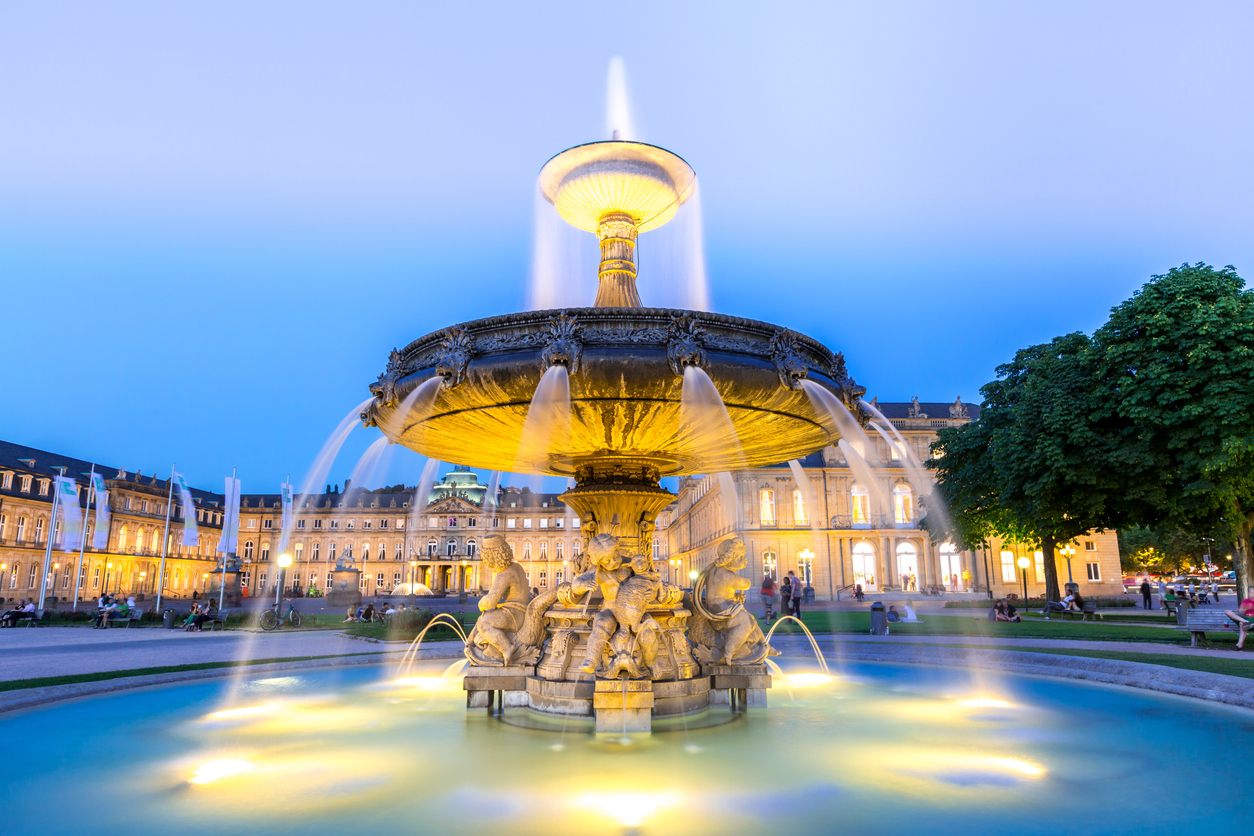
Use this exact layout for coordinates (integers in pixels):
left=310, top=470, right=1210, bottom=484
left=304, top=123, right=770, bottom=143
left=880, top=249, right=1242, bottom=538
left=368, top=348, right=411, bottom=409
left=434, top=327, right=476, bottom=390
left=538, top=311, right=585, bottom=375
left=666, top=313, right=708, bottom=376
left=830, top=352, right=872, bottom=428
left=465, top=535, right=560, bottom=666
left=769, top=328, right=809, bottom=390
left=565, top=534, right=685, bottom=679
left=686, top=536, right=779, bottom=665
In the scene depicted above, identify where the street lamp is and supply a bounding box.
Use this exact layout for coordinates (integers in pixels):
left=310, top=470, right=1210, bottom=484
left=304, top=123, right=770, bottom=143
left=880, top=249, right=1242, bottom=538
left=106, top=562, right=114, bottom=595
left=1060, top=543, right=1075, bottom=583
left=688, top=569, right=698, bottom=586
left=0, top=563, right=6, bottom=598
left=277, top=553, right=292, bottom=607
left=139, top=570, right=146, bottom=595
left=1017, top=556, right=1030, bottom=611
left=409, top=560, right=417, bottom=592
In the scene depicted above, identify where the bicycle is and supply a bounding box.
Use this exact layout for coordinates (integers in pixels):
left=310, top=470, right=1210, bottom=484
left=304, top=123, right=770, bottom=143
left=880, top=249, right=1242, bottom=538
left=259, top=601, right=303, bottom=631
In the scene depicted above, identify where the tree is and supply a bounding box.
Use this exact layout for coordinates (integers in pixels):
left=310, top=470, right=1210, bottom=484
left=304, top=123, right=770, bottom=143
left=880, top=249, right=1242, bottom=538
left=1091, top=264, right=1254, bottom=599
left=928, top=333, right=1124, bottom=602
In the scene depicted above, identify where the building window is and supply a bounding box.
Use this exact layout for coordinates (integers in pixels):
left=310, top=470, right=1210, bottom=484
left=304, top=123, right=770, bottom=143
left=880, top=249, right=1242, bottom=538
left=448, top=517, right=457, bottom=528
left=314, top=519, right=323, bottom=530
left=310, top=572, right=319, bottom=588
left=427, top=540, right=437, bottom=556
left=467, top=518, right=476, bottom=527
left=394, top=542, right=402, bottom=560
left=330, top=520, right=339, bottom=530
left=297, top=519, right=305, bottom=530
left=261, top=543, right=271, bottom=561
left=359, top=573, right=368, bottom=589
left=467, top=539, right=476, bottom=557
left=313, top=543, right=321, bottom=561
left=539, top=519, right=548, bottom=529
left=652, top=539, right=659, bottom=559
left=20, top=475, right=32, bottom=492
left=852, top=541, right=876, bottom=589
left=363, top=521, right=371, bottom=530
left=376, top=573, right=385, bottom=588
left=556, top=518, right=564, bottom=529
left=347, top=520, right=355, bottom=530
left=555, top=541, right=563, bottom=560
left=523, top=542, right=532, bottom=560
left=850, top=485, right=870, bottom=525
left=523, top=519, right=532, bottom=529
left=760, top=489, right=776, bottom=526
left=92, top=566, right=100, bottom=589
left=888, top=440, right=900, bottom=461
left=263, top=519, right=272, bottom=530
left=380, top=519, right=388, bottom=530
left=35, top=518, right=45, bottom=543
left=295, top=543, right=304, bottom=560
left=1034, top=550, right=1045, bottom=584
left=362, top=542, right=370, bottom=560
left=1000, top=551, right=1016, bottom=583
left=247, top=519, right=256, bottom=529
left=446, top=540, right=456, bottom=556
left=793, top=489, right=807, bottom=526
left=1086, top=562, right=1101, bottom=582
left=28, top=565, right=38, bottom=589
left=38, top=479, right=50, bottom=496
left=797, top=552, right=813, bottom=585
left=896, top=542, right=919, bottom=590
left=329, top=543, right=337, bottom=562
left=539, top=541, right=548, bottom=559
left=539, top=570, right=548, bottom=588
left=393, top=572, right=401, bottom=587
left=1084, top=541, right=1096, bottom=552
left=762, top=550, right=778, bottom=579
left=507, top=519, right=516, bottom=529
left=16, top=516, right=26, bottom=541
left=0, top=472, right=10, bottom=489
left=326, top=572, right=334, bottom=589
left=893, top=484, right=913, bottom=525
left=244, top=541, right=254, bottom=559
left=572, top=541, right=581, bottom=556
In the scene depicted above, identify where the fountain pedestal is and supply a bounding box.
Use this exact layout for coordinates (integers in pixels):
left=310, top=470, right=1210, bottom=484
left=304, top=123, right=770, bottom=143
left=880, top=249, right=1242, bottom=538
left=464, top=665, right=534, bottom=710
left=705, top=663, right=772, bottom=709
left=593, top=679, right=654, bottom=734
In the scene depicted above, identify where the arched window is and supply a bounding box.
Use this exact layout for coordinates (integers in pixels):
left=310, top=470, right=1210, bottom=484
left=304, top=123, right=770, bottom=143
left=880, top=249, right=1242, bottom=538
left=760, top=489, right=776, bottom=526
left=762, top=550, right=778, bottom=579
left=893, top=484, right=913, bottom=525
left=938, top=542, right=961, bottom=590
left=361, top=542, right=369, bottom=560
left=652, top=539, right=659, bottom=559
left=394, top=542, right=402, bottom=560
left=0, top=513, right=6, bottom=538
left=244, top=540, right=254, bottom=559
left=35, top=518, right=45, bottom=542
left=793, top=489, right=807, bottom=526
left=896, top=541, right=919, bottom=590
left=539, top=541, right=548, bottom=559
left=261, top=542, right=271, bottom=561
left=852, top=541, right=876, bottom=589
left=466, top=539, right=476, bottom=557
left=133, top=527, right=144, bottom=552
left=379, top=541, right=385, bottom=561
left=555, top=541, right=563, bottom=560
left=850, top=485, right=870, bottom=525
left=427, top=539, right=437, bottom=556
left=447, top=540, right=457, bottom=556
left=17, top=516, right=28, bottom=541
left=523, top=542, right=532, bottom=560
left=151, top=529, right=160, bottom=552
left=572, top=540, right=581, bottom=556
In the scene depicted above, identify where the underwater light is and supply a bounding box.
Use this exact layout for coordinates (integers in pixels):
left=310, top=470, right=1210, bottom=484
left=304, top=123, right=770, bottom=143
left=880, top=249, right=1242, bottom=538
left=393, top=676, right=451, bottom=689
left=785, top=673, right=833, bottom=687
left=189, top=758, right=252, bottom=784
left=208, top=704, right=279, bottom=720
left=958, top=698, right=1012, bottom=709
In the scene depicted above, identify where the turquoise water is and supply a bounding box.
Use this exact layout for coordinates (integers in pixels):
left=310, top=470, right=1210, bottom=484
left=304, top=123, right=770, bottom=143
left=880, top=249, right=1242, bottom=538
left=2, top=661, right=1248, bottom=835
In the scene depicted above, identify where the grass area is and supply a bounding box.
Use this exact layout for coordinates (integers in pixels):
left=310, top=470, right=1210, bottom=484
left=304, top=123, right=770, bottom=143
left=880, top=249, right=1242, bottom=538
left=0, top=651, right=403, bottom=693
left=963, top=644, right=1254, bottom=681
left=342, top=610, right=479, bottom=642
left=760, top=611, right=1236, bottom=645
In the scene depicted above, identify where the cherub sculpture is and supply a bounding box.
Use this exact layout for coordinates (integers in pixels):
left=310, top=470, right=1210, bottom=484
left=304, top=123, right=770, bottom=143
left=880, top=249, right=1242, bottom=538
left=465, top=535, right=558, bottom=667
left=567, top=534, right=680, bottom=678
left=686, top=536, right=777, bottom=666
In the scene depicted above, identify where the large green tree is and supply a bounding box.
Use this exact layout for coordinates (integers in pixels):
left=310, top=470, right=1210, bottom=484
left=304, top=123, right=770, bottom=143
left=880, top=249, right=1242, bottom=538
left=928, top=332, right=1124, bottom=602
left=1091, top=263, right=1254, bottom=598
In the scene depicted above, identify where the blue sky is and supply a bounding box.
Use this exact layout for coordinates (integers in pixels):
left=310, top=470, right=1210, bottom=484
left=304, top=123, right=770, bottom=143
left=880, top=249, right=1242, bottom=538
left=2, top=1, right=1251, bottom=493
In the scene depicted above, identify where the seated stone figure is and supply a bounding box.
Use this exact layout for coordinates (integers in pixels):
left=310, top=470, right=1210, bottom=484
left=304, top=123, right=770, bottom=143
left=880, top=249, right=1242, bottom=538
left=465, top=535, right=558, bottom=667
left=686, top=536, right=777, bottom=666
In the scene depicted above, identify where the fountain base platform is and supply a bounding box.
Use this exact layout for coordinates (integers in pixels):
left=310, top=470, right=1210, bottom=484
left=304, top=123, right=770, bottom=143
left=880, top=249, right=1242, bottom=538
left=706, top=663, right=771, bottom=709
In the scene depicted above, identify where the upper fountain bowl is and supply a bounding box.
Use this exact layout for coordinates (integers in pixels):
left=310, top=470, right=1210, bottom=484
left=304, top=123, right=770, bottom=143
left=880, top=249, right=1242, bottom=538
left=538, top=141, right=697, bottom=233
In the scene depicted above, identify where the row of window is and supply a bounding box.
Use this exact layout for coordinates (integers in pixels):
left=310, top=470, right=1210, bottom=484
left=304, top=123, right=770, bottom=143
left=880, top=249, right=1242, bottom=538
left=238, top=537, right=586, bottom=562
left=999, top=544, right=1101, bottom=584
left=756, top=484, right=916, bottom=526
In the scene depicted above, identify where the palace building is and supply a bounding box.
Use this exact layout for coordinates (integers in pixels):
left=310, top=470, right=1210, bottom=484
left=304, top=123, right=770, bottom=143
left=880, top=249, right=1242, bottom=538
left=0, top=400, right=1123, bottom=605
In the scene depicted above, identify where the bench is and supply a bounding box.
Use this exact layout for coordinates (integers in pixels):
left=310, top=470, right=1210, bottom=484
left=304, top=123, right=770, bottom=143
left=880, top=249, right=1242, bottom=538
left=208, top=609, right=230, bottom=631
left=1176, top=610, right=1244, bottom=647
left=1162, top=599, right=1180, bottom=617
left=104, top=607, right=144, bottom=628
left=1063, top=601, right=1102, bottom=621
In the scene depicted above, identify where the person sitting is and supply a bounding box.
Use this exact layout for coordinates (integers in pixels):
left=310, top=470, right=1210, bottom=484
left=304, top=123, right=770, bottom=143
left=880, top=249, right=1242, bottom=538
left=901, top=604, right=923, bottom=623
left=342, top=606, right=358, bottom=623
left=885, top=605, right=903, bottom=623
left=1067, top=592, right=1086, bottom=613
left=990, top=600, right=1006, bottom=622
left=1, top=600, right=32, bottom=627
left=1224, top=597, right=1254, bottom=650
left=1044, top=594, right=1074, bottom=618
left=184, top=604, right=201, bottom=631
left=361, top=604, right=376, bottom=622
left=93, top=599, right=118, bottom=628
left=1003, top=600, right=1022, bottom=623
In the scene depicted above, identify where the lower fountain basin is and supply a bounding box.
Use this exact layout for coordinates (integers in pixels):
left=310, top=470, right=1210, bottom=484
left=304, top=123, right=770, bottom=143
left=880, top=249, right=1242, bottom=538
left=361, top=307, right=857, bottom=476
left=6, top=660, right=1249, bottom=835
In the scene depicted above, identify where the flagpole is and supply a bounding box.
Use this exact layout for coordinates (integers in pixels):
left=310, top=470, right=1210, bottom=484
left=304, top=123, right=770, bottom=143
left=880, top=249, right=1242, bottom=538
left=72, top=464, right=95, bottom=612
left=156, top=463, right=175, bottom=612
left=37, top=469, right=65, bottom=616
left=219, top=467, right=235, bottom=613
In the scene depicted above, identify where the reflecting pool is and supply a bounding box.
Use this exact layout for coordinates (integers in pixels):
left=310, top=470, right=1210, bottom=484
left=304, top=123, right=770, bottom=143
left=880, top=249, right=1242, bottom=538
left=3, top=661, right=1248, bottom=835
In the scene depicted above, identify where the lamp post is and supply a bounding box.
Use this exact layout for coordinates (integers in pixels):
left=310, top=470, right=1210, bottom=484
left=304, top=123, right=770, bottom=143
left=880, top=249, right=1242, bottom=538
left=277, top=553, right=292, bottom=608
left=458, top=559, right=468, bottom=604
left=798, top=548, right=814, bottom=591
left=1060, top=544, right=1075, bottom=584
left=0, top=563, right=6, bottom=599
left=688, top=569, right=698, bottom=588
left=1017, top=556, right=1030, bottom=612
left=105, top=562, right=113, bottom=596
left=409, top=560, right=417, bottom=591
left=139, top=570, right=146, bottom=595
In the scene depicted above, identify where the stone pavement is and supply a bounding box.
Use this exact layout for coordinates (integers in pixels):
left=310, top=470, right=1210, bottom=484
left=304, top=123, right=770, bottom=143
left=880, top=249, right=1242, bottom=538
left=0, top=627, right=413, bottom=682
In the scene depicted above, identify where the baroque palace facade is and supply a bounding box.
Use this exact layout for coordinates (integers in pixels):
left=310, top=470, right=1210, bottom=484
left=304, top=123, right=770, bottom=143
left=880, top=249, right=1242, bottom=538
left=0, top=400, right=1123, bottom=605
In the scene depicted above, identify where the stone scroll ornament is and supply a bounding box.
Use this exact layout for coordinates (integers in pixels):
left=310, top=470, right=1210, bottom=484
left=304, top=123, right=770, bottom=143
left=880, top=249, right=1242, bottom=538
left=830, top=352, right=871, bottom=428
left=434, top=326, right=476, bottom=390
left=465, top=535, right=560, bottom=667
left=768, top=328, right=809, bottom=390
left=563, top=534, right=684, bottom=679
left=538, top=311, right=585, bottom=375
left=666, top=313, right=709, bottom=376
left=685, top=536, right=778, bottom=666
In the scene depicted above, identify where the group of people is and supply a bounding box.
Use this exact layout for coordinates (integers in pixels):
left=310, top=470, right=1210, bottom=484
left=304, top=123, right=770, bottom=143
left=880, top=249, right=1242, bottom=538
left=182, top=601, right=219, bottom=631
left=758, top=571, right=807, bottom=622
left=989, top=598, right=1023, bottom=622
left=343, top=602, right=403, bottom=623
left=1043, top=591, right=1086, bottom=618
left=92, top=594, right=135, bottom=628
left=899, top=573, right=918, bottom=592
left=0, top=600, right=36, bottom=627
left=1155, top=578, right=1220, bottom=608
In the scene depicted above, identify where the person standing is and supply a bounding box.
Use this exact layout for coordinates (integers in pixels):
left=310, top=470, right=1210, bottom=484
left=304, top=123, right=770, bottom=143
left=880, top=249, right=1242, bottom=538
left=788, top=570, right=803, bottom=619
left=780, top=575, right=792, bottom=617
left=1140, top=579, right=1153, bottom=610
left=1156, top=578, right=1167, bottom=608
left=760, top=572, right=776, bottom=622
left=1211, top=579, right=1220, bottom=606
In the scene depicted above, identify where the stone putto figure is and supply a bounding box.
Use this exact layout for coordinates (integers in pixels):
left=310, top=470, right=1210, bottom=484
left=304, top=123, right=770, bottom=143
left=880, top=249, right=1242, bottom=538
left=567, top=534, right=681, bottom=679
left=465, top=535, right=558, bottom=667
left=686, top=536, right=777, bottom=666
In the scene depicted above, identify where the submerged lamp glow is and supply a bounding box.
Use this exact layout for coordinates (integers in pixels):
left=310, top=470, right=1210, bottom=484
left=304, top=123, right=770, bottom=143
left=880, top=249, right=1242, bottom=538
left=189, top=758, right=252, bottom=784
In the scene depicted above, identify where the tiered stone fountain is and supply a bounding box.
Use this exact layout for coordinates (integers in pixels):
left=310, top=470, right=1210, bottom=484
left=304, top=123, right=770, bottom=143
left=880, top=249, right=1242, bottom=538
left=361, top=138, right=867, bottom=733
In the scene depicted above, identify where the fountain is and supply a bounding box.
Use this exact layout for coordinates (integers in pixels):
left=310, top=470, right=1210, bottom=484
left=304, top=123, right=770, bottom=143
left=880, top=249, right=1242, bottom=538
left=359, top=135, right=870, bottom=734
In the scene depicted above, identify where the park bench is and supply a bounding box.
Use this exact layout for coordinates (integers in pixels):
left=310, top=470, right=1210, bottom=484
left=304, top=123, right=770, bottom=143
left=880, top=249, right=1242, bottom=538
left=1062, top=601, right=1102, bottom=621
left=1162, top=599, right=1181, bottom=617
left=104, top=606, right=144, bottom=628
left=1176, top=610, right=1242, bottom=647
left=208, top=608, right=230, bottom=631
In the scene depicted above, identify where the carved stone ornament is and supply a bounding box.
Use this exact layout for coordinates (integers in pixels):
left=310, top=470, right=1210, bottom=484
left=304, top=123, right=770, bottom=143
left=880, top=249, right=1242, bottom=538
left=830, top=352, right=870, bottom=428
left=949, top=396, right=970, bottom=419
left=538, top=311, right=585, bottom=376
left=368, top=348, right=410, bottom=409
left=666, top=313, right=709, bottom=376
left=685, top=537, right=778, bottom=665
left=433, top=327, right=476, bottom=390
left=465, top=535, right=559, bottom=666
left=768, top=328, right=809, bottom=390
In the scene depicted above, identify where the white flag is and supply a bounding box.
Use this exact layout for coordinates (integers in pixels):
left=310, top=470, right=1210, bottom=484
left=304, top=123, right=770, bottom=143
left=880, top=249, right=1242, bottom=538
left=278, top=481, right=294, bottom=552
left=218, top=476, right=242, bottom=554
left=54, top=476, right=83, bottom=553
left=173, top=472, right=199, bottom=547
left=90, top=472, right=110, bottom=550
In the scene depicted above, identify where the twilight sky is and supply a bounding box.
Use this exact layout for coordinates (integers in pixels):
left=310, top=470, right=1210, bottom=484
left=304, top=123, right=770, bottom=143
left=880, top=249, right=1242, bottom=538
left=2, top=1, right=1251, bottom=493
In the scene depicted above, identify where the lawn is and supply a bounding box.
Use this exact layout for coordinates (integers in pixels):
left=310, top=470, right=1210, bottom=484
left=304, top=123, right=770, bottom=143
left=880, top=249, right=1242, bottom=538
left=343, top=610, right=479, bottom=643
left=760, top=611, right=1235, bottom=645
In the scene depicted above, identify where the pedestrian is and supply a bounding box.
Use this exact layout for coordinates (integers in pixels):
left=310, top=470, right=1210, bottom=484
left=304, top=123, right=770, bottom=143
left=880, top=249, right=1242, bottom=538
left=780, top=575, right=792, bottom=617
left=1140, top=578, right=1153, bottom=610
left=854, top=583, right=864, bottom=603
left=788, top=570, right=803, bottom=619
left=1211, top=579, right=1220, bottom=606
left=760, top=573, right=776, bottom=621
left=1224, top=596, right=1254, bottom=650
left=1156, top=578, right=1167, bottom=607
